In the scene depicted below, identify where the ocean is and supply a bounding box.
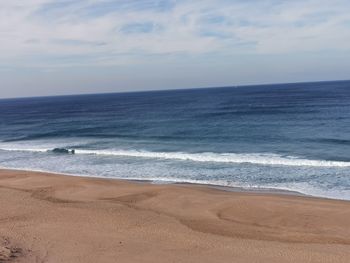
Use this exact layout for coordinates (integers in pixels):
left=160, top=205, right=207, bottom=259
left=1, top=80, right=350, bottom=200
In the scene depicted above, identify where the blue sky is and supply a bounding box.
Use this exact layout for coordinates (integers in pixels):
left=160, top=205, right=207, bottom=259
left=1, top=0, right=350, bottom=98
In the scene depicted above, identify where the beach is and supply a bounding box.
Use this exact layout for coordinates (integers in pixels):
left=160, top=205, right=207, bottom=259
left=2, top=0, right=350, bottom=261
left=1, top=169, right=350, bottom=262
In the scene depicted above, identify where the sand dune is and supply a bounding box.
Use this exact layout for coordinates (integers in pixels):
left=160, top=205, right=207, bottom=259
left=1, top=169, right=350, bottom=262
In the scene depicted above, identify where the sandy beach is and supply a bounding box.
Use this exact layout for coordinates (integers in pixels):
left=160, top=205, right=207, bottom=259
left=0, top=169, right=350, bottom=262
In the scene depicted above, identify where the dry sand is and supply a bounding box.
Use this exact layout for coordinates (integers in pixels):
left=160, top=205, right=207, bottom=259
left=0, top=169, right=350, bottom=262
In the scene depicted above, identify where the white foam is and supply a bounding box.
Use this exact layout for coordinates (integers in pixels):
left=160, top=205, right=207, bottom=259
left=77, top=149, right=350, bottom=167
left=1, top=146, right=350, bottom=167
left=0, top=147, right=48, bottom=153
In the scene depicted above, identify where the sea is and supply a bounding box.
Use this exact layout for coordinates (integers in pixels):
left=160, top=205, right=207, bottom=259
left=1, top=80, right=350, bottom=200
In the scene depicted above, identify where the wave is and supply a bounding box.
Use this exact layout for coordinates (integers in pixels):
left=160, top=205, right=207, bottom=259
left=1, top=146, right=350, bottom=167
left=51, top=148, right=75, bottom=154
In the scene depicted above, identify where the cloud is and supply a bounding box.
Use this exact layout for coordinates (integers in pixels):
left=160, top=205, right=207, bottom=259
left=120, top=22, right=161, bottom=34
left=0, top=0, right=350, bottom=68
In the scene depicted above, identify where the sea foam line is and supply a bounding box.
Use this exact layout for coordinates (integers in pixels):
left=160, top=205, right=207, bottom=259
left=76, top=149, right=350, bottom=167
left=0, top=165, right=349, bottom=201
left=1, top=146, right=350, bottom=167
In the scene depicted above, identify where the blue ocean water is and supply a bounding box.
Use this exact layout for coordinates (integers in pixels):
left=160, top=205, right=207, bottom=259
left=1, top=80, right=350, bottom=200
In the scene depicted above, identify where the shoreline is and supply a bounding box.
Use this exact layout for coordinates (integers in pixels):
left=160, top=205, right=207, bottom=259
left=0, top=166, right=328, bottom=200
left=1, top=168, right=350, bottom=262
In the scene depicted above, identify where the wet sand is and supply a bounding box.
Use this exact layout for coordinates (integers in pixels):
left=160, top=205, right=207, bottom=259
left=0, top=169, right=350, bottom=262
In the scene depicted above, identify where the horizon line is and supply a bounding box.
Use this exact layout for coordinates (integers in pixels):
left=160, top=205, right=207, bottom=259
left=1, top=78, right=349, bottom=101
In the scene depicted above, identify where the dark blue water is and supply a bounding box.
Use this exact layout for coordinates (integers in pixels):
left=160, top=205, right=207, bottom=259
left=1, top=80, right=350, bottom=199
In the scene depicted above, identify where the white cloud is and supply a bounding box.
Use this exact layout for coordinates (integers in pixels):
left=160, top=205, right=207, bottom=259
left=0, top=0, right=349, bottom=68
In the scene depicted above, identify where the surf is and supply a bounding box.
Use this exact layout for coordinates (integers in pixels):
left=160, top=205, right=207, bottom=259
left=1, top=146, right=350, bottom=167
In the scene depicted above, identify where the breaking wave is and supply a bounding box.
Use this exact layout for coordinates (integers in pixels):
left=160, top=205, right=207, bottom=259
left=1, top=146, right=350, bottom=167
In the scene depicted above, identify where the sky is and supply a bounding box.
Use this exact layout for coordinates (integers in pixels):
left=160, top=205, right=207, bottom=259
left=1, top=0, right=350, bottom=98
